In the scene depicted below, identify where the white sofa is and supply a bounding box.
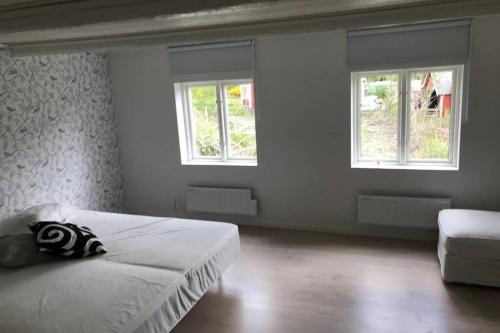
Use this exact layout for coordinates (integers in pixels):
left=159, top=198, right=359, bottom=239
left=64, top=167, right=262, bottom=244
left=438, top=209, right=500, bottom=287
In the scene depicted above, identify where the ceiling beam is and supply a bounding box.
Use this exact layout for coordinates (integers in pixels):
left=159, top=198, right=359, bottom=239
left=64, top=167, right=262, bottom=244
left=3, top=0, right=500, bottom=55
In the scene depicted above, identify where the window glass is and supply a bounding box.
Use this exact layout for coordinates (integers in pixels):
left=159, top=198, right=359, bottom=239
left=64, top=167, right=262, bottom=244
left=177, top=79, right=257, bottom=164
left=188, top=85, right=220, bottom=157
left=224, top=83, right=257, bottom=158
left=351, top=66, right=462, bottom=170
left=359, top=74, right=399, bottom=161
left=408, top=70, right=453, bottom=160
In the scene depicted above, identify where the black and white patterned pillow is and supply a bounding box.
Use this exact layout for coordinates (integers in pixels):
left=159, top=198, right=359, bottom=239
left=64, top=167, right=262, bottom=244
left=29, top=221, right=107, bottom=258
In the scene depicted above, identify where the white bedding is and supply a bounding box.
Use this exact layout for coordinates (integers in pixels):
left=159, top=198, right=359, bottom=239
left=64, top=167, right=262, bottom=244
left=0, top=210, right=240, bottom=333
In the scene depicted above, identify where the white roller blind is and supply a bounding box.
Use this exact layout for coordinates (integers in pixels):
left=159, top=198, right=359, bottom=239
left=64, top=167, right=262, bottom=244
left=168, top=40, right=254, bottom=75
left=347, top=20, right=471, bottom=70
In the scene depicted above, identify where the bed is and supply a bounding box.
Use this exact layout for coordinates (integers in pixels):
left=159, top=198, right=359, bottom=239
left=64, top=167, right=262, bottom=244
left=0, top=210, right=240, bottom=333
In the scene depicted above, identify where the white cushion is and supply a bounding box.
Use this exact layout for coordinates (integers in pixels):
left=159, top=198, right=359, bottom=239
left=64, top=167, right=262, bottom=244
left=438, top=209, right=500, bottom=260
left=0, top=203, right=77, bottom=236
left=438, top=242, right=500, bottom=287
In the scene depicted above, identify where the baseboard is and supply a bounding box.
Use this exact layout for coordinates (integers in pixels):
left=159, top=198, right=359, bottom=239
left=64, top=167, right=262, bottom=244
left=159, top=209, right=439, bottom=242
left=234, top=220, right=438, bottom=242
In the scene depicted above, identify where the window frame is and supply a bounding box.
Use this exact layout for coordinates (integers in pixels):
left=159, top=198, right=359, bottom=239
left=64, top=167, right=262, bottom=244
left=176, top=78, right=257, bottom=166
left=351, top=65, right=463, bottom=171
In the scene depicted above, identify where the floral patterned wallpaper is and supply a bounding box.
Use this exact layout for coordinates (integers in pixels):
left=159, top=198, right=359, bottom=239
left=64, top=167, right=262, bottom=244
left=0, top=52, right=123, bottom=222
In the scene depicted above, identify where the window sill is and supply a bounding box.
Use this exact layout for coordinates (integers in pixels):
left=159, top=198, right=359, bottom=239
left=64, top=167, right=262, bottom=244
left=351, top=163, right=458, bottom=171
left=181, top=160, right=258, bottom=167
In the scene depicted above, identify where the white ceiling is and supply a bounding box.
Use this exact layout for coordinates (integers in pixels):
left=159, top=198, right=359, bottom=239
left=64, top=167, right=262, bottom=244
left=1, top=0, right=500, bottom=55
left=0, top=0, right=484, bottom=35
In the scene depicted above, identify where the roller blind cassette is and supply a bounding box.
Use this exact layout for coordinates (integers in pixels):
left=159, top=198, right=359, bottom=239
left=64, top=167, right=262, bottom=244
left=347, top=20, right=471, bottom=70
left=168, top=41, right=253, bottom=75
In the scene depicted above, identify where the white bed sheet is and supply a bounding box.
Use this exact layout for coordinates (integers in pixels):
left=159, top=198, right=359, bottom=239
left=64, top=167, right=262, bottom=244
left=0, top=210, right=240, bottom=333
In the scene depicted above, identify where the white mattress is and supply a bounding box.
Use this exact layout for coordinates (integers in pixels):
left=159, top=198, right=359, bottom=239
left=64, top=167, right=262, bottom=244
left=438, top=209, right=500, bottom=260
left=0, top=210, right=240, bottom=333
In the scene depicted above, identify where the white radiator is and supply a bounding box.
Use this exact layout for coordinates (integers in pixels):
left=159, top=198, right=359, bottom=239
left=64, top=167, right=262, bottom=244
left=357, top=195, right=451, bottom=229
left=186, top=187, right=258, bottom=215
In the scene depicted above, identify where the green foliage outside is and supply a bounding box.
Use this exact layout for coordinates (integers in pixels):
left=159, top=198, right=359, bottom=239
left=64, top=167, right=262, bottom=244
left=226, top=89, right=257, bottom=158
left=190, top=84, right=256, bottom=158
left=360, top=75, right=399, bottom=160
left=409, top=112, right=450, bottom=160
left=227, top=85, right=241, bottom=97
left=190, top=86, right=220, bottom=157
left=360, top=74, right=450, bottom=161
left=367, top=84, right=390, bottom=100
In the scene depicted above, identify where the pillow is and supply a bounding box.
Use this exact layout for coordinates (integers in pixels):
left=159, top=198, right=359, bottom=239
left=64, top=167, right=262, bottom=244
left=29, top=221, right=107, bottom=259
left=0, top=203, right=77, bottom=236
left=0, top=234, right=56, bottom=268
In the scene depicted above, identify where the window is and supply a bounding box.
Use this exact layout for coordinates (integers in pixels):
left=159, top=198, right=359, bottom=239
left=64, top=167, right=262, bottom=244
left=351, top=65, right=463, bottom=170
left=175, top=79, right=257, bottom=165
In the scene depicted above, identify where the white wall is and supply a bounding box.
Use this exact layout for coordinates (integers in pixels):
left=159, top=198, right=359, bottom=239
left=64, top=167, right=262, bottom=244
left=109, top=15, right=500, bottom=240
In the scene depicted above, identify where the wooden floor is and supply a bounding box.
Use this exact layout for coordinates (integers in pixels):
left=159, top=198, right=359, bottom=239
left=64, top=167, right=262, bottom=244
left=172, top=226, right=500, bottom=333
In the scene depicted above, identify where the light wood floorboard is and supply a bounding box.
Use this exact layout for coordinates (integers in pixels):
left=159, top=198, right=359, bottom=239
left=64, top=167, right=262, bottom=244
left=172, top=226, right=500, bottom=333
